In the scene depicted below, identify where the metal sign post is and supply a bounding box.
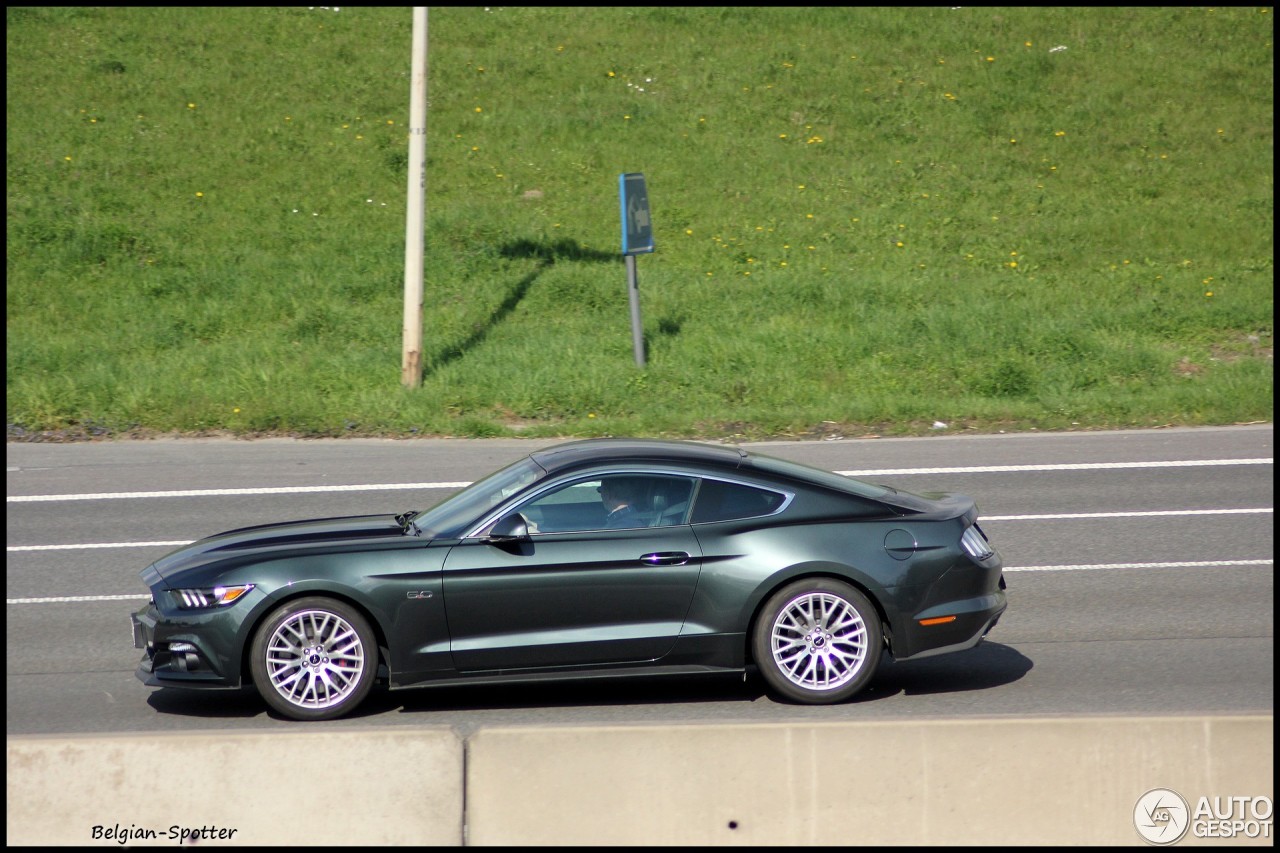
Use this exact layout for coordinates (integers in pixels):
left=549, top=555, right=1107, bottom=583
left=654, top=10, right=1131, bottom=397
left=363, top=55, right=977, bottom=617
left=618, top=173, right=654, bottom=367
left=625, top=254, right=644, bottom=367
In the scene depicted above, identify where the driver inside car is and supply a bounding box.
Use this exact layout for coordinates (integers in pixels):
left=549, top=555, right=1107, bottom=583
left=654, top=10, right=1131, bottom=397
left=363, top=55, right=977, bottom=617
left=599, top=478, right=643, bottom=528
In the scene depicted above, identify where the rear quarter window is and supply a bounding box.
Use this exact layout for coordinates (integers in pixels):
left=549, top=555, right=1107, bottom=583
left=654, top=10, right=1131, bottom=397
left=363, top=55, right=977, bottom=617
left=690, top=479, right=786, bottom=524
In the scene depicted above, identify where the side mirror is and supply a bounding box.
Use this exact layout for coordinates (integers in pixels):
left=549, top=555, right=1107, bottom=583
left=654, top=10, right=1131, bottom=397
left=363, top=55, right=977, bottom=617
left=487, top=513, right=530, bottom=544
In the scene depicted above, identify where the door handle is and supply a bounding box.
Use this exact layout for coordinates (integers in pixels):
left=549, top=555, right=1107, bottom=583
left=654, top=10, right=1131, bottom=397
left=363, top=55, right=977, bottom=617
left=640, top=551, right=690, bottom=567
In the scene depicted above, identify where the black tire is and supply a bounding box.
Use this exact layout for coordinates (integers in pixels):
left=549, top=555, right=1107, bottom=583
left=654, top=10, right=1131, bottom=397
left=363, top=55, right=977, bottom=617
left=752, top=578, right=882, bottom=704
left=249, top=597, right=378, bottom=721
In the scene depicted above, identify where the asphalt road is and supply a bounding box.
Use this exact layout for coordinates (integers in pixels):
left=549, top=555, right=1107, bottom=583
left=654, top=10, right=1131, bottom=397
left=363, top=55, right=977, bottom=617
left=6, top=425, right=1273, bottom=736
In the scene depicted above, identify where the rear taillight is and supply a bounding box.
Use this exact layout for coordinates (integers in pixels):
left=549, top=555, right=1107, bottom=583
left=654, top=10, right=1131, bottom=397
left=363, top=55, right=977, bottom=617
left=960, top=523, right=994, bottom=561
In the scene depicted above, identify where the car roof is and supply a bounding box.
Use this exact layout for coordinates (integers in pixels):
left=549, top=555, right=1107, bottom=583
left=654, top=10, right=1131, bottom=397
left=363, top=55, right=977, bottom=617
left=529, top=438, right=749, bottom=475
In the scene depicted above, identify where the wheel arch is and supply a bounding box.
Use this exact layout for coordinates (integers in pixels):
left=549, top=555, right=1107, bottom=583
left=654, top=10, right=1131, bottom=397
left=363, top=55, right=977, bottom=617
left=742, top=567, right=894, bottom=667
left=237, top=587, right=391, bottom=686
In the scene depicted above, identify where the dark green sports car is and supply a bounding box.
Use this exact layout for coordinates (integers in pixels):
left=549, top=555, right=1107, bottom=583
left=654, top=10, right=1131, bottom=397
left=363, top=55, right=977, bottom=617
left=132, top=438, right=1006, bottom=721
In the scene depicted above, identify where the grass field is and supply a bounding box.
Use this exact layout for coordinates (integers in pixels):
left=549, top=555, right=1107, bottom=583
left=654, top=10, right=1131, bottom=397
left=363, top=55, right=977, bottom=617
left=5, top=7, right=1273, bottom=440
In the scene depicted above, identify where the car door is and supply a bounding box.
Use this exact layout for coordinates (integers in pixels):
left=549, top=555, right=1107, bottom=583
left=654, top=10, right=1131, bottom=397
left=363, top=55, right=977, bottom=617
left=441, top=474, right=702, bottom=672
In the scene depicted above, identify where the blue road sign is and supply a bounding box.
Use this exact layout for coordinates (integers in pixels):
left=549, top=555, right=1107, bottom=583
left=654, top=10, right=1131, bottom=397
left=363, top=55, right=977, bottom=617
left=619, top=173, right=654, bottom=255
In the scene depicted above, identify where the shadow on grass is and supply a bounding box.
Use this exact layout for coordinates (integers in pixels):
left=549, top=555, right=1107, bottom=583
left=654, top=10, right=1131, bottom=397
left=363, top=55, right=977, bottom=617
left=426, top=238, right=620, bottom=377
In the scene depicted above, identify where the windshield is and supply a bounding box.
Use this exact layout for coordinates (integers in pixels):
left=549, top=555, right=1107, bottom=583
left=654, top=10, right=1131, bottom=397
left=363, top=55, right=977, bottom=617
left=411, top=456, right=546, bottom=539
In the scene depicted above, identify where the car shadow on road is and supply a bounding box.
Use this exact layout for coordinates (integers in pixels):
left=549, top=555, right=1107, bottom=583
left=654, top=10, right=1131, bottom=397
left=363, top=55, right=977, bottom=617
left=861, top=642, right=1032, bottom=699
left=144, top=643, right=1032, bottom=721
left=145, top=686, right=267, bottom=719
left=367, top=672, right=763, bottom=718
left=367, top=642, right=1031, bottom=717
left=143, top=673, right=761, bottom=722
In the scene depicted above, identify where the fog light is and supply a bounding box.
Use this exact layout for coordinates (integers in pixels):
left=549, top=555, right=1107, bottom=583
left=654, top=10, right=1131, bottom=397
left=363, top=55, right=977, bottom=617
left=167, top=642, right=201, bottom=672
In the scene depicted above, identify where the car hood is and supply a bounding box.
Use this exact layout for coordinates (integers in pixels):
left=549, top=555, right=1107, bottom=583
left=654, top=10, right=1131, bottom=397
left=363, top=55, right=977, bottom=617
left=146, top=514, right=408, bottom=582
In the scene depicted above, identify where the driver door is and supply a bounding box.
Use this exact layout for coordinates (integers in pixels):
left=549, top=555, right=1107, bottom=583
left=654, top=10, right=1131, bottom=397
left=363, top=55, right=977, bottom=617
left=441, top=474, right=701, bottom=672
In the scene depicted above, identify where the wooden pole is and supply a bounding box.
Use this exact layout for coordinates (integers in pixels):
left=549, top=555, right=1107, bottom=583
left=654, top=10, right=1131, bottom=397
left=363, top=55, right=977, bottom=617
left=401, top=7, right=427, bottom=388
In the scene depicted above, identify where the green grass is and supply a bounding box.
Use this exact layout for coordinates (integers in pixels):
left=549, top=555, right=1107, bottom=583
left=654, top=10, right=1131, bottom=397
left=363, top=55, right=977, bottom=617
left=5, top=7, right=1273, bottom=440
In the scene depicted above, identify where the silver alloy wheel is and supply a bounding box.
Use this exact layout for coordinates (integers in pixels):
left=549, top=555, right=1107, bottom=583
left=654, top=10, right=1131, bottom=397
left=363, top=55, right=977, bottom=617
left=263, top=608, right=367, bottom=710
left=769, top=591, right=869, bottom=691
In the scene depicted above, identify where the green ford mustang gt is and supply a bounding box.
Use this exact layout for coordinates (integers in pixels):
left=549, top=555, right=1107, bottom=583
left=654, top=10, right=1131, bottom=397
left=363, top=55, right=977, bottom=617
left=132, top=438, right=1007, bottom=721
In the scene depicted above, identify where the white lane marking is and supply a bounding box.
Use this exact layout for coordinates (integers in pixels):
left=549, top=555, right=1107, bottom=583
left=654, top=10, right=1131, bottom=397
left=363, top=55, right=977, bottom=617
left=1003, top=559, right=1272, bottom=572
left=984, top=508, right=1273, bottom=521
left=5, top=458, right=1272, bottom=503
left=5, top=508, right=1273, bottom=552
left=7, top=481, right=473, bottom=502
left=8, top=541, right=194, bottom=552
left=839, top=458, right=1272, bottom=476
left=8, top=558, right=1273, bottom=605
left=8, top=594, right=150, bottom=604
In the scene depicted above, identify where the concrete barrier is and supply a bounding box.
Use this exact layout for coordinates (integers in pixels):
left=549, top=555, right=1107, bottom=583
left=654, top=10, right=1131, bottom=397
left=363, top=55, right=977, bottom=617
left=7, top=716, right=1272, bottom=846
left=5, top=728, right=463, bottom=846
left=466, top=716, right=1273, bottom=846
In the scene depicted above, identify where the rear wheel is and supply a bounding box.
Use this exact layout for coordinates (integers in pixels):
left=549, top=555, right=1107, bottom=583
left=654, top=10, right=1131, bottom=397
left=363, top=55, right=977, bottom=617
left=752, top=578, right=882, bottom=704
left=250, top=597, right=377, bottom=721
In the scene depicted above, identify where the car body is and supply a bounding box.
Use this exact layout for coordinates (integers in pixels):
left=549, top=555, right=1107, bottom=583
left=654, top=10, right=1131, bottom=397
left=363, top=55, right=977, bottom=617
left=132, top=438, right=1006, bottom=720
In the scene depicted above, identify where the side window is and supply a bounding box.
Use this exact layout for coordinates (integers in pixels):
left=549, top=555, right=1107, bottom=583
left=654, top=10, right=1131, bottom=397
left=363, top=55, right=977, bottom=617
left=690, top=479, right=786, bottom=524
left=515, top=480, right=604, bottom=533
left=645, top=476, right=695, bottom=527
left=514, top=474, right=696, bottom=533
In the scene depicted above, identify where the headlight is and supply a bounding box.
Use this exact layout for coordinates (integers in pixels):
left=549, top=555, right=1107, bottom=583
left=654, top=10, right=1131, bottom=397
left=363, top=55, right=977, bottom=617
left=172, top=584, right=254, bottom=609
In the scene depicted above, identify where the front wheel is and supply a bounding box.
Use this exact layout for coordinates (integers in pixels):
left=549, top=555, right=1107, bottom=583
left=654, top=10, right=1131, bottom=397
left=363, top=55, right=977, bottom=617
left=752, top=578, right=882, bottom=704
left=250, top=597, right=377, bottom=721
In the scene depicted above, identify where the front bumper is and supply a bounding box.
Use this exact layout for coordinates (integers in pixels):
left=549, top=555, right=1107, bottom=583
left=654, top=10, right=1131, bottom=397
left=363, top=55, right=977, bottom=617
left=132, top=598, right=243, bottom=689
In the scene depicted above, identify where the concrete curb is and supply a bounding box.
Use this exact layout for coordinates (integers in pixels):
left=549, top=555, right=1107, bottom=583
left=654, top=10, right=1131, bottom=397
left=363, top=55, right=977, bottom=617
left=5, top=728, right=463, bottom=846
left=7, top=715, right=1272, bottom=846
left=466, top=716, right=1274, bottom=845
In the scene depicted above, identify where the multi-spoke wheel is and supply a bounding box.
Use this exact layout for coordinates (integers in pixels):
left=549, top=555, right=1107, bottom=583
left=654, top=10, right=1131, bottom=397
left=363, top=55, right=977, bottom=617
left=250, top=597, right=377, bottom=721
left=752, top=578, right=882, bottom=704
